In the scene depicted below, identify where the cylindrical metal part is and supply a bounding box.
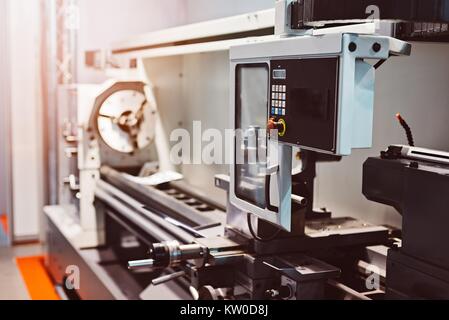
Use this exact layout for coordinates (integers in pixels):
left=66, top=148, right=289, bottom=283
left=128, top=259, right=155, bottom=270
left=128, top=241, right=207, bottom=272
left=150, top=242, right=172, bottom=268
left=149, top=241, right=206, bottom=268
left=179, top=244, right=205, bottom=261
left=291, top=194, right=308, bottom=206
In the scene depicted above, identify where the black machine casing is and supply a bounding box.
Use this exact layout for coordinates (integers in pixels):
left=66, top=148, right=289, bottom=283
left=363, top=151, right=449, bottom=299
left=290, top=0, right=449, bottom=42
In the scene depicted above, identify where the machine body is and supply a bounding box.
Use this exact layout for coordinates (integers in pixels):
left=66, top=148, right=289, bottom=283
left=45, top=0, right=449, bottom=301
left=364, top=145, right=449, bottom=299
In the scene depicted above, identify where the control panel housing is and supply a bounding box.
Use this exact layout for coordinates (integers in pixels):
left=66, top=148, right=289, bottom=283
left=270, top=58, right=340, bottom=153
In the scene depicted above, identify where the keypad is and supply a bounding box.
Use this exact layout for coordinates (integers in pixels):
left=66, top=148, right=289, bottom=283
left=271, top=84, right=287, bottom=117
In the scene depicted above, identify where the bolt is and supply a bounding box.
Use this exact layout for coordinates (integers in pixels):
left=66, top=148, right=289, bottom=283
left=348, top=42, right=357, bottom=52
left=372, top=42, right=382, bottom=52
left=410, top=161, right=419, bottom=169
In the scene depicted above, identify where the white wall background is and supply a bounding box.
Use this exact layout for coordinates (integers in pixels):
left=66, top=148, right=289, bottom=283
left=8, top=0, right=45, bottom=240
left=0, top=0, right=9, bottom=217
left=0, top=0, right=11, bottom=245
left=183, top=0, right=273, bottom=23
left=77, top=0, right=275, bottom=83
left=77, top=0, right=187, bottom=83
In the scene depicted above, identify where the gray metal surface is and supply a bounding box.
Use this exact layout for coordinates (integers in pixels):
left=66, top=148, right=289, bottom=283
left=45, top=206, right=121, bottom=299
left=252, top=217, right=389, bottom=255
left=387, top=249, right=449, bottom=299
left=96, top=180, right=197, bottom=243
left=100, top=166, right=226, bottom=228
left=45, top=205, right=190, bottom=300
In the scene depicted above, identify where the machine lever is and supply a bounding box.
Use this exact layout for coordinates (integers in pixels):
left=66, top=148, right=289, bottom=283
left=64, top=147, right=78, bottom=158
left=63, top=174, right=80, bottom=191
left=151, top=271, right=186, bottom=286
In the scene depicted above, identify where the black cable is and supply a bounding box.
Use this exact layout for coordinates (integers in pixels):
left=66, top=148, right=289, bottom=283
left=374, top=59, right=387, bottom=70
left=247, top=212, right=282, bottom=242
left=396, top=113, right=415, bottom=147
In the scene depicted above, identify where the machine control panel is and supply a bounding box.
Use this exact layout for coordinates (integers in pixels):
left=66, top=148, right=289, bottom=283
left=269, top=58, right=340, bottom=153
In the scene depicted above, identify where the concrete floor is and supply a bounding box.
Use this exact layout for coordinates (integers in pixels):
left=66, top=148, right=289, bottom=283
left=0, top=244, right=44, bottom=300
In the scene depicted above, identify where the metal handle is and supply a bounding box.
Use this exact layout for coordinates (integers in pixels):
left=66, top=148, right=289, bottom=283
left=151, top=271, right=186, bottom=286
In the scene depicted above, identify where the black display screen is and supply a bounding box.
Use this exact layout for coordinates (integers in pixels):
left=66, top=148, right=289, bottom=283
left=273, top=69, right=287, bottom=80
left=290, top=88, right=330, bottom=120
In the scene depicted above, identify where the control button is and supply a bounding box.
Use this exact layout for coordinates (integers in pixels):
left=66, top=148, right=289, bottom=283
left=282, top=85, right=286, bottom=92
left=282, top=93, right=286, bottom=100
left=282, top=109, right=286, bottom=116
left=275, top=85, right=280, bottom=92
left=282, top=101, right=286, bottom=108
left=271, top=108, right=275, bottom=114
left=272, top=85, right=276, bottom=91
left=267, top=118, right=287, bottom=137
left=272, top=93, right=275, bottom=99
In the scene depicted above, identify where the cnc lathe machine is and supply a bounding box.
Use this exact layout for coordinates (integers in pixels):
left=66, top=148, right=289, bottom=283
left=46, top=0, right=449, bottom=300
